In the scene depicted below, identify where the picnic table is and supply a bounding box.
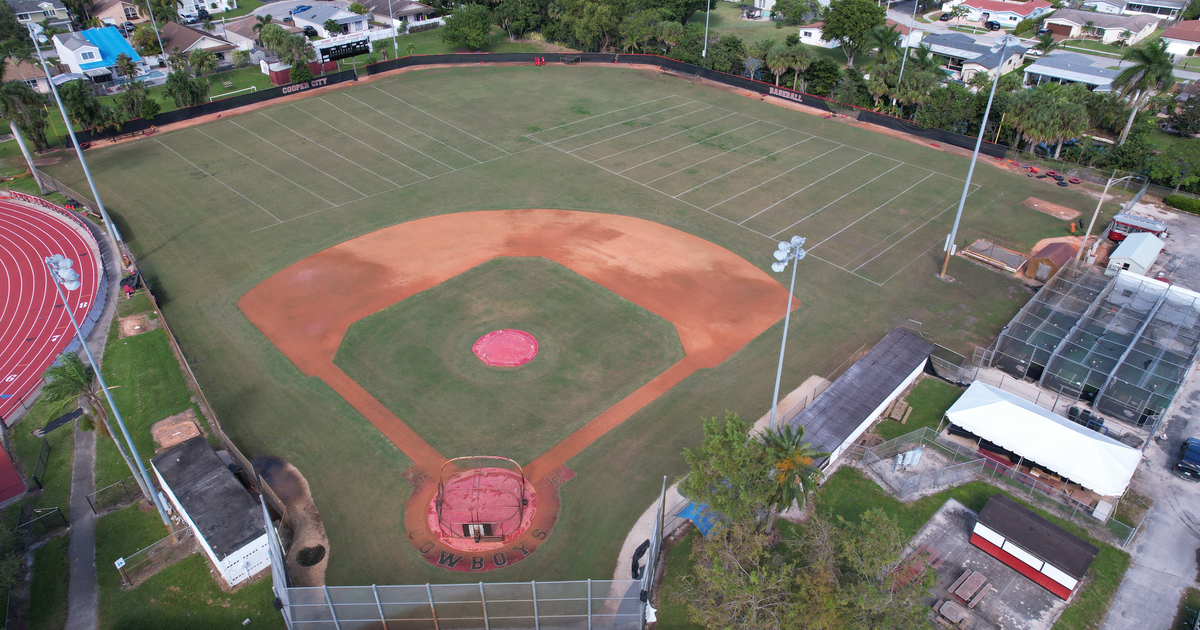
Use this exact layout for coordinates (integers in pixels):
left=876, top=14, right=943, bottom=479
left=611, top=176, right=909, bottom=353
left=937, top=599, right=969, bottom=625
left=950, top=569, right=992, bottom=608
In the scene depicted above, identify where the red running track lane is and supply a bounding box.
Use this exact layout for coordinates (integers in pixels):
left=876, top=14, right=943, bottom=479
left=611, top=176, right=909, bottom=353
left=0, top=198, right=101, bottom=502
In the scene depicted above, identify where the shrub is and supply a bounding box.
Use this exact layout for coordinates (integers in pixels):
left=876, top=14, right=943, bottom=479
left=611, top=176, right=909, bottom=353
left=408, top=21, right=441, bottom=34
left=140, top=99, right=160, bottom=119
left=289, top=63, right=313, bottom=83
left=1164, top=195, right=1200, bottom=213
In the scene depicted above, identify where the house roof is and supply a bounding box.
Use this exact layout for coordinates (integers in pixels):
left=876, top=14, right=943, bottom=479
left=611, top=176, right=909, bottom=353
left=1045, top=9, right=1158, bottom=31
left=352, top=0, right=432, bottom=17
left=56, top=27, right=141, bottom=69
left=55, top=31, right=93, bottom=52
left=801, top=21, right=824, bottom=30
left=159, top=21, right=233, bottom=54
left=222, top=15, right=301, bottom=40
left=1083, top=0, right=1128, bottom=8
left=923, top=32, right=1027, bottom=69
left=1132, top=0, right=1187, bottom=7
left=886, top=18, right=912, bottom=36
left=976, top=495, right=1100, bottom=580
left=152, top=437, right=267, bottom=560
left=787, top=328, right=932, bottom=460
left=88, top=0, right=135, bottom=15
left=1026, top=52, right=1119, bottom=87
left=1163, top=20, right=1200, bottom=43
left=9, top=0, right=65, bottom=13
left=8, top=59, right=48, bottom=79
left=293, top=4, right=362, bottom=24
left=961, top=0, right=1051, bottom=16
left=1030, top=241, right=1079, bottom=266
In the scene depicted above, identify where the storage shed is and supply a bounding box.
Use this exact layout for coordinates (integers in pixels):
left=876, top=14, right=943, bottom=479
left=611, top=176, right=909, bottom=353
left=151, top=437, right=269, bottom=587
left=970, top=494, right=1099, bottom=600
left=1105, top=232, right=1163, bottom=276
left=1027, top=241, right=1079, bottom=281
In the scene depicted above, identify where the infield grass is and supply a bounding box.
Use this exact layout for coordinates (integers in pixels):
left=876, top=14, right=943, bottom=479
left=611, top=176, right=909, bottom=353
left=336, top=257, right=684, bottom=464
left=43, top=64, right=1108, bottom=586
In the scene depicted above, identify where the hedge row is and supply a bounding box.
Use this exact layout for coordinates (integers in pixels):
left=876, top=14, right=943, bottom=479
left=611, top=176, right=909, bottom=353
left=1165, top=195, right=1200, bottom=214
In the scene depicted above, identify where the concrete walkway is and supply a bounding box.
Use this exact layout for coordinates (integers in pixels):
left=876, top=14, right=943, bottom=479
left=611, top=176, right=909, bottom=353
left=64, top=425, right=97, bottom=630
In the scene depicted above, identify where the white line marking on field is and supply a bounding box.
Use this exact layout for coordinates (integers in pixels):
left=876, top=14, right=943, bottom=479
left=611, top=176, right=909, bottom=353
left=371, top=86, right=512, bottom=155
left=287, top=104, right=434, bottom=179
left=617, top=121, right=759, bottom=174
left=568, top=106, right=713, bottom=153
left=154, top=139, right=282, bottom=224
left=592, top=112, right=739, bottom=162
left=841, top=186, right=960, bottom=269
left=341, top=93, right=483, bottom=165
left=674, top=136, right=813, bottom=198
left=738, top=154, right=871, bottom=225
left=646, top=129, right=786, bottom=185
left=877, top=196, right=999, bottom=285
left=227, top=121, right=368, bottom=197
left=543, top=101, right=699, bottom=146
left=255, top=113, right=404, bottom=188
left=771, top=163, right=905, bottom=237
left=808, top=173, right=935, bottom=249
left=315, top=98, right=459, bottom=171
left=705, top=144, right=844, bottom=212
left=196, top=129, right=337, bottom=206
left=527, top=95, right=681, bottom=134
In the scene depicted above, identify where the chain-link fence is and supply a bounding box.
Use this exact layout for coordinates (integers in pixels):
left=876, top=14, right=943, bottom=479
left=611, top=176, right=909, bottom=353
left=87, top=475, right=140, bottom=515
left=114, top=527, right=195, bottom=587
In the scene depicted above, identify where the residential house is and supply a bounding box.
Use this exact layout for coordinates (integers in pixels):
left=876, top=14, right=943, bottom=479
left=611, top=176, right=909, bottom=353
left=798, top=19, right=922, bottom=50
left=291, top=5, right=369, bottom=38
left=1041, top=9, right=1158, bottom=45
left=1162, top=20, right=1200, bottom=60
left=88, top=0, right=145, bottom=26
left=352, top=0, right=433, bottom=26
left=922, top=32, right=1027, bottom=81
left=178, top=0, right=236, bottom=18
left=946, top=0, right=1053, bottom=26
left=221, top=14, right=301, bottom=52
left=1024, top=52, right=1119, bottom=91
left=52, top=26, right=141, bottom=78
left=10, top=0, right=71, bottom=28
left=7, top=59, right=53, bottom=92
left=157, top=21, right=235, bottom=65
left=1081, top=0, right=1187, bottom=21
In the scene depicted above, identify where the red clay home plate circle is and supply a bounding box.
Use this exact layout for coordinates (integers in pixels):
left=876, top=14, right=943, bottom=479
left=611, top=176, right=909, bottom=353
left=472, top=329, right=538, bottom=367
left=427, top=468, right=537, bottom=553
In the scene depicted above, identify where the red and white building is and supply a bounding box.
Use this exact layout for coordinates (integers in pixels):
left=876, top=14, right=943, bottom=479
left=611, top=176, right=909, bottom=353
left=970, top=495, right=1099, bottom=600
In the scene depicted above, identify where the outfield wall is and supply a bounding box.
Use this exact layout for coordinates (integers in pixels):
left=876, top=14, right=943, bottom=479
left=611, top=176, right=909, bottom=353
left=78, top=54, right=1007, bottom=159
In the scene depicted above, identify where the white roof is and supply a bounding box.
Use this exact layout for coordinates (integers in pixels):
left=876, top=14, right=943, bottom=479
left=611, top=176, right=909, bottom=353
left=1110, top=232, right=1164, bottom=267
left=946, top=382, right=1141, bottom=496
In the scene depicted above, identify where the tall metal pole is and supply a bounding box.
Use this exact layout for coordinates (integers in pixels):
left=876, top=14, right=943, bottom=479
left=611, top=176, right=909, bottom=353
left=387, top=0, right=398, bottom=56
left=29, top=24, right=122, bottom=252
left=45, top=259, right=174, bottom=531
left=940, top=37, right=1012, bottom=279
left=768, top=256, right=799, bottom=431
left=1077, top=172, right=1137, bottom=262
left=702, top=0, right=711, bottom=58
left=142, top=0, right=167, bottom=66
left=891, top=0, right=922, bottom=108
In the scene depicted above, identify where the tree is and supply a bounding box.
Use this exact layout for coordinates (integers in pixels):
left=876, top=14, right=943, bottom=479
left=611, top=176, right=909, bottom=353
left=0, top=4, right=31, bottom=45
left=495, top=0, right=542, bottom=40
left=114, top=52, right=138, bottom=80
left=131, top=24, right=162, bottom=56
left=441, top=4, right=492, bottom=51
left=786, top=42, right=813, bottom=90
left=0, top=81, right=47, bottom=191
left=188, top=48, right=218, bottom=77
left=822, top=0, right=885, bottom=67
left=232, top=48, right=251, bottom=67
left=253, top=13, right=274, bottom=44
left=134, top=0, right=178, bottom=24
left=837, top=510, right=933, bottom=630
left=770, top=0, right=807, bottom=25
left=949, top=4, right=969, bottom=25
left=679, top=411, right=774, bottom=524
left=765, top=41, right=792, bottom=85
left=117, top=79, right=149, bottom=119
left=705, top=34, right=746, bottom=74
left=1032, top=32, right=1058, bottom=55
left=163, top=70, right=209, bottom=107
left=1113, top=39, right=1175, bottom=144
left=1150, top=142, right=1200, bottom=194
left=290, top=62, right=313, bottom=82
left=324, top=18, right=344, bottom=35
left=804, top=56, right=841, bottom=96
left=257, top=23, right=289, bottom=53
left=1168, top=97, right=1200, bottom=137
left=866, top=24, right=902, bottom=64
left=58, top=79, right=116, bottom=130
left=761, top=423, right=827, bottom=522
left=349, top=2, right=370, bottom=14
left=140, top=98, right=160, bottom=119
left=618, top=8, right=661, bottom=52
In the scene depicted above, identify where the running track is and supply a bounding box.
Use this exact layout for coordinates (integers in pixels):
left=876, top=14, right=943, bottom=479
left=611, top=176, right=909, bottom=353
left=0, top=197, right=102, bottom=502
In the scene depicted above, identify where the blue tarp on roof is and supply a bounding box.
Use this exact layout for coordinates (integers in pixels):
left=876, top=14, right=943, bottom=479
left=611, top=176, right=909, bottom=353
left=79, top=27, right=140, bottom=70
left=677, top=502, right=720, bottom=537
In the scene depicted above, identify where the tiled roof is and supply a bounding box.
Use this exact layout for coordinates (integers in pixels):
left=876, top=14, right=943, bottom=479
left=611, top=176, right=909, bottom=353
left=1163, top=20, right=1200, bottom=43
left=1044, top=9, right=1158, bottom=31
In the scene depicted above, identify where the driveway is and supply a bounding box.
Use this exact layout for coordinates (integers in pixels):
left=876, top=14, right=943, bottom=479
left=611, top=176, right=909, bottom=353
left=253, top=0, right=349, bottom=19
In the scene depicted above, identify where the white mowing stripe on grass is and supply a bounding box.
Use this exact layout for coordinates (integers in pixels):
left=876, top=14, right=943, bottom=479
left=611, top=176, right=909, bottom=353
left=341, top=93, right=483, bottom=165
left=852, top=190, right=977, bottom=274
left=371, top=86, right=512, bottom=155
left=255, top=113, right=404, bottom=188
left=706, top=144, right=845, bottom=212
left=771, top=163, right=905, bottom=237
left=568, top=105, right=714, bottom=153
left=592, top=112, right=739, bottom=162
left=316, top=98, right=459, bottom=172
left=286, top=105, right=433, bottom=180
left=807, top=172, right=936, bottom=250
left=878, top=196, right=1000, bottom=286
left=526, top=95, right=682, bottom=134
left=646, top=128, right=786, bottom=186
left=154, top=138, right=282, bottom=224
left=842, top=186, right=959, bottom=269
left=227, top=121, right=369, bottom=198
left=673, top=136, right=813, bottom=198
left=738, top=153, right=871, bottom=225
left=617, top=121, right=760, bottom=174
left=196, top=129, right=337, bottom=207
left=542, top=100, right=699, bottom=146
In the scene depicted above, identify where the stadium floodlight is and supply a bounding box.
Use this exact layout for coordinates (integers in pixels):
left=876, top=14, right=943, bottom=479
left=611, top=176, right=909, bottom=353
left=28, top=23, right=122, bottom=250
left=45, top=255, right=174, bottom=532
left=1077, top=172, right=1140, bottom=261
left=940, top=35, right=1018, bottom=280
left=702, top=0, right=711, bottom=58
left=388, top=0, right=398, bottom=56
left=768, top=236, right=806, bottom=431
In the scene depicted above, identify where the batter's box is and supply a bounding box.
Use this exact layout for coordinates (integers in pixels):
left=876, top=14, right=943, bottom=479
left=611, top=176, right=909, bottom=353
left=544, top=465, right=576, bottom=487
left=402, top=467, right=431, bottom=489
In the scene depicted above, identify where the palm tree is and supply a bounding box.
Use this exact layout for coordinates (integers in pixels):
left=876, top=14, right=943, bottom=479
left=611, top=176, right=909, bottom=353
left=761, top=423, right=828, bottom=526
left=787, top=43, right=813, bottom=90
left=0, top=81, right=47, bottom=193
left=188, top=48, right=218, bottom=78
left=1113, top=39, right=1175, bottom=144
left=114, top=52, right=138, bottom=80
left=867, top=25, right=902, bottom=64
left=766, top=42, right=791, bottom=86
left=1032, top=32, right=1058, bottom=55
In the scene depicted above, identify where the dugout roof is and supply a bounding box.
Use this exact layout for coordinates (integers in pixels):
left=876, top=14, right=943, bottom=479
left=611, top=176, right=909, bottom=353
left=976, top=494, right=1099, bottom=580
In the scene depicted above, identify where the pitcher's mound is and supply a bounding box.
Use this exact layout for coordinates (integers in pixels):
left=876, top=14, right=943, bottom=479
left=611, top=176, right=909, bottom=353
left=472, top=329, right=538, bottom=367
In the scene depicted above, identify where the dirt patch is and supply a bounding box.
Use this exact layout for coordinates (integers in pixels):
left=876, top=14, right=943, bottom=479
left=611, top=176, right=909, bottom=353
left=1023, top=197, right=1082, bottom=221
left=150, top=409, right=202, bottom=452
left=256, top=457, right=329, bottom=587
left=117, top=312, right=159, bottom=338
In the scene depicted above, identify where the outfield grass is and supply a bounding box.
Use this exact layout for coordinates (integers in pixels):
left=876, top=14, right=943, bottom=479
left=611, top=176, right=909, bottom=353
left=875, top=378, right=964, bottom=441
left=27, top=535, right=70, bottom=630
left=43, top=64, right=1096, bottom=586
left=336, top=257, right=683, bottom=463
left=95, top=504, right=284, bottom=630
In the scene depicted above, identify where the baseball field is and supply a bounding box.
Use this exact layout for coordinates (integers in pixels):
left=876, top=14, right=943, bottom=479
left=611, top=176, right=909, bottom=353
left=42, top=63, right=1109, bottom=585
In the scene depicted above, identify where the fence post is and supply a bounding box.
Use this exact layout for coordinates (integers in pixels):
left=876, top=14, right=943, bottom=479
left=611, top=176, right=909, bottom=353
left=323, top=586, right=342, bottom=630
left=426, top=583, right=439, bottom=630
left=372, top=584, right=388, bottom=630
left=478, top=582, right=489, bottom=630
left=531, top=581, right=540, bottom=630
left=587, top=579, right=592, bottom=630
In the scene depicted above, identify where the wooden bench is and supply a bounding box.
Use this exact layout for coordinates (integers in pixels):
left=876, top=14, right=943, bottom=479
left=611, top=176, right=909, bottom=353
left=967, top=584, right=993, bottom=609
left=222, top=79, right=234, bottom=89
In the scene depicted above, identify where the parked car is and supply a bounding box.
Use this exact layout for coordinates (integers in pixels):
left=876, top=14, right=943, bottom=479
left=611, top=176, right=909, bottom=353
left=302, top=25, right=317, bottom=36
left=1037, top=26, right=1052, bottom=34
left=939, top=12, right=952, bottom=20
left=984, top=20, right=1002, bottom=30
left=120, top=21, right=135, bottom=33
left=181, top=13, right=198, bottom=23
left=290, top=4, right=312, bottom=14
left=282, top=15, right=293, bottom=22
left=196, top=7, right=209, bottom=19
left=1026, top=49, right=1043, bottom=56
left=1174, top=437, right=1200, bottom=480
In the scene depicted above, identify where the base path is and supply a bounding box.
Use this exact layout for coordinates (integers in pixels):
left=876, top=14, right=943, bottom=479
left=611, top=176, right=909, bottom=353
left=240, top=209, right=796, bottom=570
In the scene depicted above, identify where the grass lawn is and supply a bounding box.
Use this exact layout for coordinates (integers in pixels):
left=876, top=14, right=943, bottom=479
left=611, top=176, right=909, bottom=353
left=1062, top=39, right=1124, bottom=56
left=216, top=0, right=265, bottom=19
left=381, top=26, right=554, bottom=56
left=686, top=2, right=794, bottom=45
left=655, top=531, right=705, bottom=630
left=875, top=377, right=964, bottom=441
left=95, top=318, right=194, bottom=489
left=27, top=535, right=70, bottom=630
left=1148, top=124, right=1193, bottom=152
left=1172, top=587, right=1200, bottom=630
left=97, top=66, right=276, bottom=119
left=95, top=504, right=283, bottom=630
left=335, top=257, right=684, bottom=464
left=43, top=64, right=1093, bottom=585
left=10, top=394, right=77, bottom=516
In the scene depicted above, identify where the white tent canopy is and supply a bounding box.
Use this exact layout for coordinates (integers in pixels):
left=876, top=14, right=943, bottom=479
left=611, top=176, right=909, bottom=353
left=946, top=382, right=1141, bottom=496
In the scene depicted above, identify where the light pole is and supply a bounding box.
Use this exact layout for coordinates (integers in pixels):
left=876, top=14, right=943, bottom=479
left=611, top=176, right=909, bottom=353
left=1077, top=172, right=1140, bottom=261
left=387, top=0, right=398, bottom=57
left=892, top=0, right=922, bottom=108
left=939, top=35, right=1017, bottom=279
left=45, top=255, right=174, bottom=532
left=702, top=0, right=712, bottom=58
left=768, top=236, right=806, bottom=431
left=140, top=0, right=167, bottom=67
left=28, top=24, right=123, bottom=252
